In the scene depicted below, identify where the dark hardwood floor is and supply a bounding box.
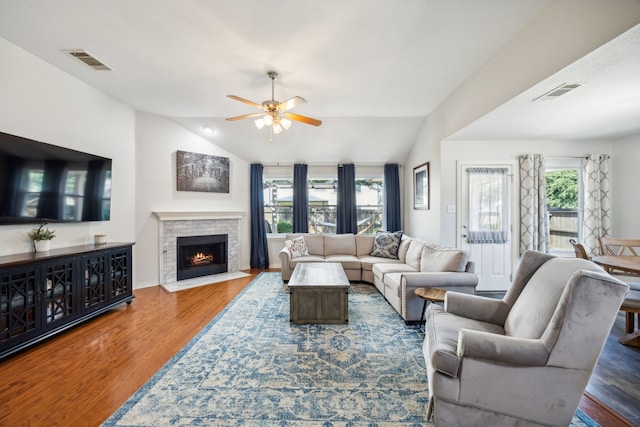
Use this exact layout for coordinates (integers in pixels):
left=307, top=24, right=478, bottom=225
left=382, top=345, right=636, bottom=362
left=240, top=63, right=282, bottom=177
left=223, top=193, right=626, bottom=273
left=586, top=311, right=640, bottom=425
left=0, top=269, right=636, bottom=426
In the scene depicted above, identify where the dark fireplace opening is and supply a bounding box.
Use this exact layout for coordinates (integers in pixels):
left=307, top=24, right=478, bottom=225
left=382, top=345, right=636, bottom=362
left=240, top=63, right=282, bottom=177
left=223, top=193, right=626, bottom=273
left=177, top=234, right=228, bottom=281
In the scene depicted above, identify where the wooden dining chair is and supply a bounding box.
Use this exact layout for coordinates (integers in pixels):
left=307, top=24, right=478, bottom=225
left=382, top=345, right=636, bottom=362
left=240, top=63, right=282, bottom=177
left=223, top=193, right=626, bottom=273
left=598, top=237, right=640, bottom=256
left=596, top=237, right=640, bottom=344
left=569, top=238, right=589, bottom=260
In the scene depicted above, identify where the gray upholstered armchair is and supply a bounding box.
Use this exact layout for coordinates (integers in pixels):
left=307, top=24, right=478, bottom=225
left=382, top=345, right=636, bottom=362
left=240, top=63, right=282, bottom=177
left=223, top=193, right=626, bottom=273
left=423, top=250, right=628, bottom=427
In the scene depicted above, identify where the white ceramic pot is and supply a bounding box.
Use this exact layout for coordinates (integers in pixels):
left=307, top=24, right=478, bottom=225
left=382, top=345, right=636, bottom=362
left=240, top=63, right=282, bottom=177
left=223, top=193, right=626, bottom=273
left=34, top=240, right=51, bottom=252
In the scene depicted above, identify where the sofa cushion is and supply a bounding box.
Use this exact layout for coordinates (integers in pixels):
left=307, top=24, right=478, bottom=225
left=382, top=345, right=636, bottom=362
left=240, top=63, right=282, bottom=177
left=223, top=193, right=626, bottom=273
left=324, top=234, right=357, bottom=256
left=426, top=304, right=505, bottom=378
left=398, top=237, right=412, bottom=262
left=325, top=255, right=361, bottom=270
left=372, top=262, right=417, bottom=282
left=288, top=255, right=325, bottom=269
left=383, top=272, right=404, bottom=299
left=356, top=235, right=375, bottom=256
left=359, top=255, right=403, bottom=272
left=370, top=230, right=403, bottom=259
left=286, top=234, right=324, bottom=256
left=421, top=247, right=469, bottom=272
left=285, top=236, right=309, bottom=258
left=405, top=240, right=426, bottom=270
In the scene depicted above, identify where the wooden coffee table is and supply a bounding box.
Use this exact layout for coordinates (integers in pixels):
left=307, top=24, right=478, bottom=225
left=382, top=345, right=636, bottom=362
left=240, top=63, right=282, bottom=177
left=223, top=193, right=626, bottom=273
left=287, top=262, right=350, bottom=324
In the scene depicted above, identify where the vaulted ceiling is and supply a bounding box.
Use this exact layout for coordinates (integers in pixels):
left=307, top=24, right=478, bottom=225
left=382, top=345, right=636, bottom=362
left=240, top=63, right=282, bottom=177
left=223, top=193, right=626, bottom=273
left=0, top=1, right=638, bottom=164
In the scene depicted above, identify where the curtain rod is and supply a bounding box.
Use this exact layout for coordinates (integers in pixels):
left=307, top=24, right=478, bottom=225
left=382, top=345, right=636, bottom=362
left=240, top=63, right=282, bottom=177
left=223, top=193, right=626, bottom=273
left=545, top=156, right=586, bottom=159
left=262, top=162, right=394, bottom=167
left=546, top=155, right=611, bottom=160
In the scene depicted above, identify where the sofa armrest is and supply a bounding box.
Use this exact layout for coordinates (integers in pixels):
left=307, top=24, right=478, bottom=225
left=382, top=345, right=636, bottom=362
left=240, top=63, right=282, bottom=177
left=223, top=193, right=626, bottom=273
left=445, top=292, right=510, bottom=324
left=458, top=329, right=549, bottom=366
left=279, top=247, right=293, bottom=281
left=401, top=271, right=478, bottom=289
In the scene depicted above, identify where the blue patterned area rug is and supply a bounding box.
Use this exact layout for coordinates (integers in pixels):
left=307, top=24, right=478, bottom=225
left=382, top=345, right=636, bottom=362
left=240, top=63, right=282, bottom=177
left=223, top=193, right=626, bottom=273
left=103, top=272, right=599, bottom=426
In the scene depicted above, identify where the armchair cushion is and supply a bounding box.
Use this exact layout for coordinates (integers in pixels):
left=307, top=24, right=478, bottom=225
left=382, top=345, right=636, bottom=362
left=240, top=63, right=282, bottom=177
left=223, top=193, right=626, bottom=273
left=426, top=304, right=504, bottom=378
left=504, top=257, right=598, bottom=339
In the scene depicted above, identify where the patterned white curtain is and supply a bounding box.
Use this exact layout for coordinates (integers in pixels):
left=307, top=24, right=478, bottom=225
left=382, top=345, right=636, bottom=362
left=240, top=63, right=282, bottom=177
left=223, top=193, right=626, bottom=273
left=582, top=154, right=611, bottom=257
left=466, top=167, right=509, bottom=244
left=520, top=154, right=548, bottom=253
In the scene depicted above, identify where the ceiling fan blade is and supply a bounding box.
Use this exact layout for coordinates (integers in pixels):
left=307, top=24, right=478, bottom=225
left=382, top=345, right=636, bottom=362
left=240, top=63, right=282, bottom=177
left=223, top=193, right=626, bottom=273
left=277, top=96, right=307, bottom=112
left=284, top=112, right=322, bottom=126
left=227, top=95, right=263, bottom=109
left=226, top=112, right=264, bottom=121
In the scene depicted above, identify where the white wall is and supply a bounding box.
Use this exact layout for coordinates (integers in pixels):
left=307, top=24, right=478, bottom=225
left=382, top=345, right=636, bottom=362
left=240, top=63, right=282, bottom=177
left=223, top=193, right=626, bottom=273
left=0, top=38, right=136, bottom=256
left=611, top=132, right=640, bottom=237
left=134, top=112, right=251, bottom=288
left=403, top=0, right=640, bottom=244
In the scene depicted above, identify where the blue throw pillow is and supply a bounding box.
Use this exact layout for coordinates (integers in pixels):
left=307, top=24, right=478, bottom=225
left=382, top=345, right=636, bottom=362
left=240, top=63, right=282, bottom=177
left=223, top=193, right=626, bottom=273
left=369, top=230, right=403, bottom=259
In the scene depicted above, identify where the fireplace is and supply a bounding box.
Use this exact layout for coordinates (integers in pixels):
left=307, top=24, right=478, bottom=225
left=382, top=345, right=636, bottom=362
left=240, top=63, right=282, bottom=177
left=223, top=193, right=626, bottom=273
left=177, top=234, right=228, bottom=281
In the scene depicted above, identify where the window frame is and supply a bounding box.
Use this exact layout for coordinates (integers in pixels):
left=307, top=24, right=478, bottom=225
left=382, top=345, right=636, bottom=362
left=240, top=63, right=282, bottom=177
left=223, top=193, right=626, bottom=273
left=545, top=158, right=583, bottom=255
left=263, top=165, right=385, bottom=235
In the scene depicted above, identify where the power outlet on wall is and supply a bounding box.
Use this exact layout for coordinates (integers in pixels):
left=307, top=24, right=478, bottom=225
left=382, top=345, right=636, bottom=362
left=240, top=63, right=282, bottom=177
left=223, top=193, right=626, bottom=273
left=447, top=204, right=456, bottom=214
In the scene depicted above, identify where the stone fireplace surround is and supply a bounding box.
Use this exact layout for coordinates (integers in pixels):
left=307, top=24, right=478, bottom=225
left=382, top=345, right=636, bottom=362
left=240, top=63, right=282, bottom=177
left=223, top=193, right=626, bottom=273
left=153, top=211, right=246, bottom=291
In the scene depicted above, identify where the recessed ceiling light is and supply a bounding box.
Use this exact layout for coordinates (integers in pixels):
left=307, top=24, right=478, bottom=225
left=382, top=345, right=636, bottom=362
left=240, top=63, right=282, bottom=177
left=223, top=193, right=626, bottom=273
left=202, top=126, right=216, bottom=135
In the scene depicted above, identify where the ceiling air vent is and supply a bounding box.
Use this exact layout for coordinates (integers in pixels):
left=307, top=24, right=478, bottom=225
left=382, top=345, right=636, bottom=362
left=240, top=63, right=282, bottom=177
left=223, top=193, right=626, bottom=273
left=63, top=50, right=112, bottom=71
left=533, top=83, right=581, bottom=101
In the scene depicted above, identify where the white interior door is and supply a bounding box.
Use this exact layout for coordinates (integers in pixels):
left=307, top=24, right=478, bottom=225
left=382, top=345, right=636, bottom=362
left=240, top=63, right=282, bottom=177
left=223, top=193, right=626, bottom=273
left=457, top=163, right=513, bottom=291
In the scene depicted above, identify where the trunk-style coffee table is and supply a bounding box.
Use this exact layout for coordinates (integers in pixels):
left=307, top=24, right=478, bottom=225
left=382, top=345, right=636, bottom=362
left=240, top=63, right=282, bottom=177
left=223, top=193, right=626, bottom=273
left=287, top=262, right=350, bottom=324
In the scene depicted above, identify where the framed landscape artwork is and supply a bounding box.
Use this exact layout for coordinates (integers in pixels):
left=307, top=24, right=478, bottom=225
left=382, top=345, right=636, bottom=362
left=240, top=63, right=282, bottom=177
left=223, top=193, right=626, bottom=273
left=413, top=162, right=430, bottom=210
left=176, top=150, right=230, bottom=193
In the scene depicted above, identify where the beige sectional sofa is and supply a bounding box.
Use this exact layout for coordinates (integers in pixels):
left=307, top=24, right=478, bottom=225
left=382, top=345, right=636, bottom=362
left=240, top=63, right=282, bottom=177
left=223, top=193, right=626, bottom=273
left=279, top=233, right=478, bottom=322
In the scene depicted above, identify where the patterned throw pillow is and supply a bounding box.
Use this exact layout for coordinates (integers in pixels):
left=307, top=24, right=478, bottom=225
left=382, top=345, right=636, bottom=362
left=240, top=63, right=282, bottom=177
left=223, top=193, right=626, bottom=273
left=369, top=231, right=403, bottom=259
left=285, top=236, right=309, bottom=258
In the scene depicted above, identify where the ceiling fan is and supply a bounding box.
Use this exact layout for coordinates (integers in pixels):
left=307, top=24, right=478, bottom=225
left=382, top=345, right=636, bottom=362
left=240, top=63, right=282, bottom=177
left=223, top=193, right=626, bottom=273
left=226, top=71, right=322, bottom=134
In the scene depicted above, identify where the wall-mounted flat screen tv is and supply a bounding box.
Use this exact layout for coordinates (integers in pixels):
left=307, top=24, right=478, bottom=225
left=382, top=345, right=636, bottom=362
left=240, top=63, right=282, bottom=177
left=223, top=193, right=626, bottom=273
left=0, top=131, right=112, bottom=224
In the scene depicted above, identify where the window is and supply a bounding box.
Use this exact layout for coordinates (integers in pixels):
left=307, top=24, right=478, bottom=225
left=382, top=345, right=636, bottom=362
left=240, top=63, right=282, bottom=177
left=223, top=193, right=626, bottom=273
left=308, top=176, right=337, bottom=233
left=355, top=175, right=383, bottom=234
left=466, top=167, right=509, bottom=244
left=263, top=177, right=293, bottom=233
left=263, top=165, right=384, bottom=234
left=546, top=161, right=581, bottom=252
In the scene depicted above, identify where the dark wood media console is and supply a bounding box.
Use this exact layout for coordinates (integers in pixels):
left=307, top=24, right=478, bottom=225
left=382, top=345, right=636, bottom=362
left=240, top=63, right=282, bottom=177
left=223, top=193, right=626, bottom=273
left=0, top=242, right=134, bottom=360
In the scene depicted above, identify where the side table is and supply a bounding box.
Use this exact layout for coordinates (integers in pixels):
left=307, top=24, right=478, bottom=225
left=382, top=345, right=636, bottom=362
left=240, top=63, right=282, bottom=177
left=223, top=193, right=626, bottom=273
left=414, top=287, right=447, bottom=325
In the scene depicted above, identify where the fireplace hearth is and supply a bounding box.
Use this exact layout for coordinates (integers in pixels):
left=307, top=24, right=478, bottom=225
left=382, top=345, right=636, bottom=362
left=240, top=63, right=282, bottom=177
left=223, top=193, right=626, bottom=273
left=177, top=234, right=228, bottom=281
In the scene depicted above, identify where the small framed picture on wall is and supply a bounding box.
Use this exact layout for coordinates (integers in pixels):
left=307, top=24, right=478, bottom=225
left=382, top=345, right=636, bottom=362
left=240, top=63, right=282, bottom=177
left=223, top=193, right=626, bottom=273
left=413, top=162, right=430, bottom=210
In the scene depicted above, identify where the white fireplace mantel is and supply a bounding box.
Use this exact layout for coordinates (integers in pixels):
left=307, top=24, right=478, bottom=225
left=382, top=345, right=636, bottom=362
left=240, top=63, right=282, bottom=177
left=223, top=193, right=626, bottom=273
left=153, top=211, right=246, bottom=221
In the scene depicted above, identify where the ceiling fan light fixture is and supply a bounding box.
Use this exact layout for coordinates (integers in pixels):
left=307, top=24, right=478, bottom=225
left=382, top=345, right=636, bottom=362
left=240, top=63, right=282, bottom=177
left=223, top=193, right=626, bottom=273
left=226, top=71, right=322, bottom=138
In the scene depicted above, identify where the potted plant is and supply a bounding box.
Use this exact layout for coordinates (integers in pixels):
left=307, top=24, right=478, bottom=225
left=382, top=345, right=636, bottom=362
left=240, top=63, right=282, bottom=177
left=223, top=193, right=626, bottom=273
left=29, top=223, right=56, bottom=252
